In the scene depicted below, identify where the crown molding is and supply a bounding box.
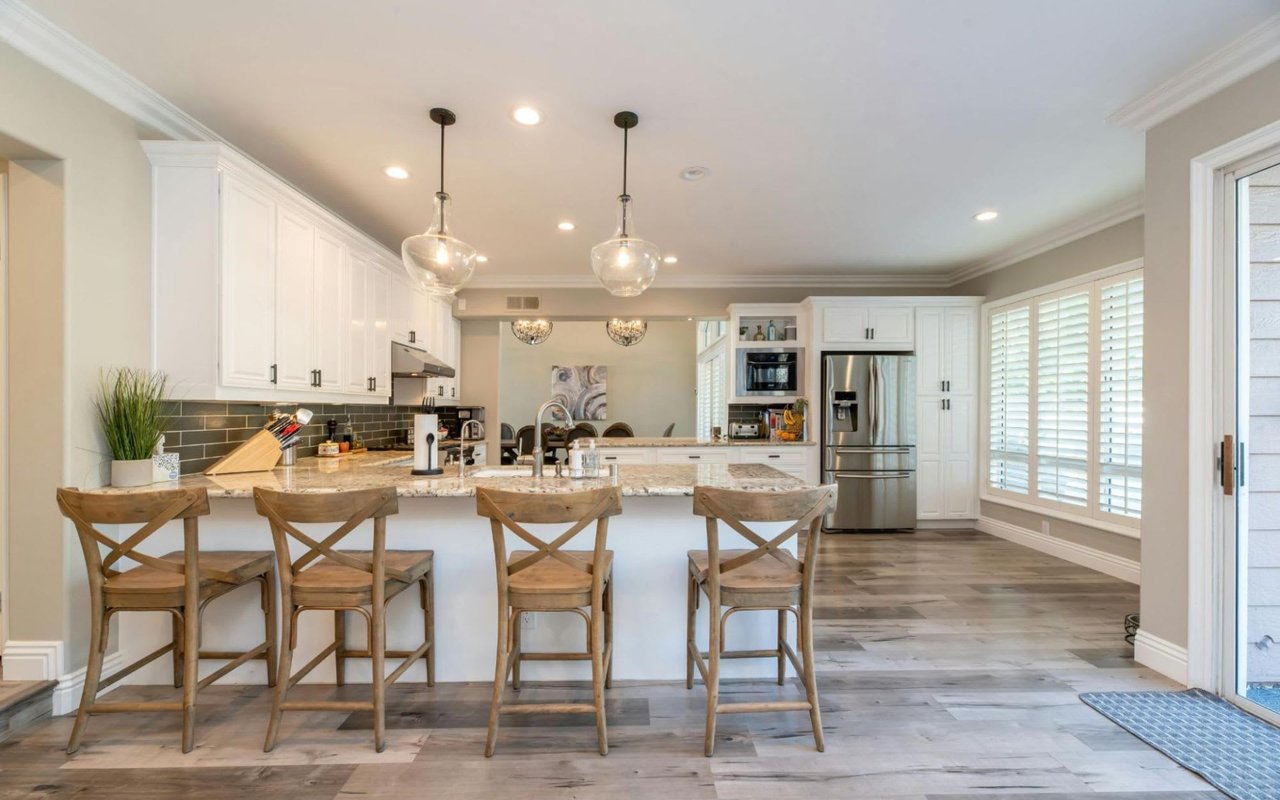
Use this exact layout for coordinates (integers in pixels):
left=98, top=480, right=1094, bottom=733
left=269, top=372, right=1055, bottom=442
left=1108, top=13, right=1280, bottom=132
left=465, top=271, right=953, bottom=291
left=945, top=192, right=1144, bottom=287
left=0, top=0, right=217, bottom=140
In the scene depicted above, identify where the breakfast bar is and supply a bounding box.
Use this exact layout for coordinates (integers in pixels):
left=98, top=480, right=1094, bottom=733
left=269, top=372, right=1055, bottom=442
left=98, top=453, right=815, bottom=688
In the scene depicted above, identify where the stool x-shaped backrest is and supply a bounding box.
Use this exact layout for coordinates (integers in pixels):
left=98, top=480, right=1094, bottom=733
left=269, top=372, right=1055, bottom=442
left=691, top=485, right=836, bottom=599
left=57, top=487, right=222, bottom=588
left=475, top=486, right=623, bottom=595
left=253, top=487, right=402, bottom=590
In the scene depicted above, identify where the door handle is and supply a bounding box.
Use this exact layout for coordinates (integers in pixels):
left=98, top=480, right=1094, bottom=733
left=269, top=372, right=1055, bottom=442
left=870, top=328, right=875, bottom=340
left=316, top=369, right=322, bottom=387
left=409, top=330, right=416, bottom=343
left=1222, top=434, right=1235, bottom=496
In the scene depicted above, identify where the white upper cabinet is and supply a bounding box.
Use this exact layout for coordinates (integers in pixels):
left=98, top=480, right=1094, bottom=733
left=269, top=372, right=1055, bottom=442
left=814, top=301, right=914, bottom=348
left=313, top=227, right=346, bottom=392
left=145, top=142, right=458, bottom=403
left=219, top=173, right=277, bottom=390
left=943, top=308, right=977, bottom=395
left=273, top=204, right=317, bottom=392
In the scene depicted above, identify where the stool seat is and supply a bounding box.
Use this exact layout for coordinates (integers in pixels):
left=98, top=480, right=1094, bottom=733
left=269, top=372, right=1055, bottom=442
left=105, top=551, right=273, bottom=608
left=508, top=549, right=613, bottom=608
left=293, top=550, right=433, bottom=605
left=687, top=549, right=800, bottom=606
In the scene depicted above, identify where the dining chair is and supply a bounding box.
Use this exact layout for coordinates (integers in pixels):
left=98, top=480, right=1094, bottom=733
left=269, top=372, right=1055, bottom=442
left=662, top=423, right=676, bottom=437
left=602, top=423, right=634, bottom=438
left=574, top=422, right=599, bottom=437
left=515, top=425, right=535, bottom=456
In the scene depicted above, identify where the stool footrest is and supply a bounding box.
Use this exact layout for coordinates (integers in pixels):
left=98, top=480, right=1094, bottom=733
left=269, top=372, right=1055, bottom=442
left=519, top=652, right=591, bottom=661
left=89, top=701, right=183, bottom=713
left=280, top=700, right=371, bottom=712
left=500, top=702, right=596, bottom=714
left=717, top=701, right=812, bottom=714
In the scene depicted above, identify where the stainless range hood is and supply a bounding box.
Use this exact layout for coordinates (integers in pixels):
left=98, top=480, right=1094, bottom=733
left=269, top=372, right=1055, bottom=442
left=391, top=341, right=456, bottom=378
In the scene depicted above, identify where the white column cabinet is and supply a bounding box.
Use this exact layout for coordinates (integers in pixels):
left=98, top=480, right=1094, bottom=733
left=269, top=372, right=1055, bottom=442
left=366, top=267, right=391, bottom=397
left=343, top=254, right=371, bottom=395
left=219, top=174, right=278, bottom=390
left=313, top=228, right=346, bottom=392
left=914, top=305, right=978, bottom=521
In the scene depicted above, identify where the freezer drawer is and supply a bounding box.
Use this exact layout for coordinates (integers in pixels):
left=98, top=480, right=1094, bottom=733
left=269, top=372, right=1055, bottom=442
left=823, top=470, right=917, bottom=531
left=825, top=446, right=915, bottom=472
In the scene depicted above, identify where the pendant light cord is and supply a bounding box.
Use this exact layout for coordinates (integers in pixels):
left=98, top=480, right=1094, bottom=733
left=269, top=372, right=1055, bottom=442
left=620, top=126, right=629, bottom=237
left=438, top=119, right=447, bottom=230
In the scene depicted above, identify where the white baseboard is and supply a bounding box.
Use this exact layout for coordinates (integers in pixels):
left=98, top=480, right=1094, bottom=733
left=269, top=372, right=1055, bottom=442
left=976, top=516, right=1141, bottom=584
left=3, top=640, right=125, bottom=716
left=1135, top=629, right=1189, bottom=686
left=916, top=519, right=979, bottom=530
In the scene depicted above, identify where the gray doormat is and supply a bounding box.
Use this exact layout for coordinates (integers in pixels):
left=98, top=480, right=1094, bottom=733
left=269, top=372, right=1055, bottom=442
left=1081, top=689, right=1280, bottom=800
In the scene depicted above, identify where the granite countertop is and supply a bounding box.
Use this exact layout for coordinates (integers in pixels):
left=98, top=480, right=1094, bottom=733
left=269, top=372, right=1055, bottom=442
left=581, top=437, right=816, bottom=448
left=89, top=451, right=810, bottom=499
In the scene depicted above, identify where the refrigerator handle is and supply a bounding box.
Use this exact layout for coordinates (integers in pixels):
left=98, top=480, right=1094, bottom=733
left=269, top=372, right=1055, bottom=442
left=868, top=357, right=879, bottom=444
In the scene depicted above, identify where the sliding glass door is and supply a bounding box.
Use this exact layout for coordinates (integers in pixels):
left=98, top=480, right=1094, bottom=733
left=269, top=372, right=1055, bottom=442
left=1222, top=153, right=1280, bottom=724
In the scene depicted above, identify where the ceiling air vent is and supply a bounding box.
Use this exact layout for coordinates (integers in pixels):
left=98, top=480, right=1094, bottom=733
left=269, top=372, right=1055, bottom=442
left=505, top=296, right=541, bottom=311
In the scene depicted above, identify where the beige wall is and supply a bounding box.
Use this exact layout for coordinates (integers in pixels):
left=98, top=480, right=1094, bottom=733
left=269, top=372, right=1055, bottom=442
left=1142, top=61, right=1280, bottom=653
left=498, top=320, right=696, bottom=438
left=953, top=217, right=1146, bottom=562
left=950, top=217, right=1145, bottom=298
left=0, top=42, right=154, bottom=676
left=459, top=319, right=502, bottom=464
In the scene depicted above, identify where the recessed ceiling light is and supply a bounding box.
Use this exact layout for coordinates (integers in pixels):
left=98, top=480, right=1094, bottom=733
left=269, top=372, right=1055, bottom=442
left=384, top=165, right=410, bottom=180
left=663, top=255, right=678, bottom=264
left=557, top=221, right=576, bottom=231
left=512, top=106, right=542, bottom=126
left=974, top=210, right=999, bottom=222
left=476, top=255, right=489, bottom=263
left=681, top=166, right=709, bottom=181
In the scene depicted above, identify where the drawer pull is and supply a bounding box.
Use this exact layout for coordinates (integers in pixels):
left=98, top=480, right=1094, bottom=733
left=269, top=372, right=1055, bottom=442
left=688, top=455, right=701, bottom=459
left=768, top=454, right=780, bottom=459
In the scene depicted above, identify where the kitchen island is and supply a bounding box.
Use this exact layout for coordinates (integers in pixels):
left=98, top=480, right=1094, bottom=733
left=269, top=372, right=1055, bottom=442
left=95, top=453, right=817, bottom=687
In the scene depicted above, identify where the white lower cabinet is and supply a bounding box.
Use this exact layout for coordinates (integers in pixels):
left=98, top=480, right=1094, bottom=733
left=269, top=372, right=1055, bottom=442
left=593, top=446, right=817, bottom=481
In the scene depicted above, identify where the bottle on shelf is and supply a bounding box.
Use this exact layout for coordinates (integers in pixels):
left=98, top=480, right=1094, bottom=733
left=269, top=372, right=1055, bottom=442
left=766, top=320, right=777, bottom=341
left=753, top=324, right=765, bottom=341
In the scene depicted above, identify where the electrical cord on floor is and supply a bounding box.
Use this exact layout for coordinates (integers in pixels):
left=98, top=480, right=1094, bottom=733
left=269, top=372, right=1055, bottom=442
left=1125, top=613, right=1139, bottom=646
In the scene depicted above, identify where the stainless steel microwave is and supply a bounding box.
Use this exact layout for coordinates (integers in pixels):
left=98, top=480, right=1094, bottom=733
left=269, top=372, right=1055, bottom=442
left=736, top=348, right=803, bottom=396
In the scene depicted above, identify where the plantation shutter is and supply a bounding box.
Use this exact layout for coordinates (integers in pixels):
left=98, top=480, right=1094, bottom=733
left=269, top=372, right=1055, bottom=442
left=1036, top=290, right=1091, bottom=507
left=697, top=344, right=727, bottom=439
left=988, top=305, right=1032, bottom=494
left=1097, top=275, right=1143, bottom=518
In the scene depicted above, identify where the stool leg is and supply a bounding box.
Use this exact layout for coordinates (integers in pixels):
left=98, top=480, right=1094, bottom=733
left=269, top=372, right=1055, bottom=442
left=422, top=573, right=435, bottom=687
left=686, top=574, right=696, bottom=690
left=777, top=609, right=787, bottom=686
left=800, top=598, right=824, bottom=752
left=604, top=578, right=615, bottom=690
left=704, top=604, right=722, bottom=757
left=262, top=575, right=277, bottom=688
left=371, top=602, right=387, bottom=753
left=590, top=605, right=608, bottom=756
left=510, top=610, right=522, bottom=691
left=264, top=593, right=294, bottom=752
left=66, top=592, right=106, bottom=754
left=171, top=613, right=184, bottom=689
left=334, top=610, right=346, bottom=687
left=485, top=596, right=510, bottom=758
left=180, top=607, right=199, bottom=753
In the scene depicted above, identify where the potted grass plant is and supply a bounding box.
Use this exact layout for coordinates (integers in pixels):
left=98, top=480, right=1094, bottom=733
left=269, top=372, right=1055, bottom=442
left=95, top=368, right=170, bottom=487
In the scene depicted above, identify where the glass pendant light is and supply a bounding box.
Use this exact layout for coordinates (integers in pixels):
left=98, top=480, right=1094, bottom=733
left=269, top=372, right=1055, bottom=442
left=402, top=107, right=478, bottom=295
left=591, top=111, right=661, bottom=297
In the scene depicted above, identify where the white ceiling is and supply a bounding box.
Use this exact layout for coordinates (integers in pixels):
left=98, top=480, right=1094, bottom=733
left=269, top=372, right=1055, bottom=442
left=23, top=0, right=1280, bottom=283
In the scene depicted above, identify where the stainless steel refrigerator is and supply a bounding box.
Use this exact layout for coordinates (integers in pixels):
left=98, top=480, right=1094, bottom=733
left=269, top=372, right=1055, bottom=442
left=822, top=353, right=917, bottom=531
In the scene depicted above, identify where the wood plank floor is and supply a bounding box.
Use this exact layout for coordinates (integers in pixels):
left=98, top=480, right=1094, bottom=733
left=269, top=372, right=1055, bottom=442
left=0, top=530, right=1222, bottom=799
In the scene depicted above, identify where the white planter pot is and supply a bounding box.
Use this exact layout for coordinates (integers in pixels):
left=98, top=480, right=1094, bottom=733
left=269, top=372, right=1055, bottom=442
left=110, top=458, right=154, bottom=488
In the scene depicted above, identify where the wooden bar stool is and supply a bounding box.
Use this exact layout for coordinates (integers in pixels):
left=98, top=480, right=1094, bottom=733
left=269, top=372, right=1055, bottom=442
left=475, top=486, right=623, bottom=757
left=686, top=485, right=836, bottom=756
left=253, top=486, right=433, bottom=753
left=56, top=487, right=277, bottom=755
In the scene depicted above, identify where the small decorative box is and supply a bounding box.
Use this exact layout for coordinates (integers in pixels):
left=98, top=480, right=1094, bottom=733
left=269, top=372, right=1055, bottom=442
left=152, top=452, right=181, bottom=482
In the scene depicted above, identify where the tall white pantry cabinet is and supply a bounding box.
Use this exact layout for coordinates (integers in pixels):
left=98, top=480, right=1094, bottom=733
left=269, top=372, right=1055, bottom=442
left=144, top=142, right=461, bottom=404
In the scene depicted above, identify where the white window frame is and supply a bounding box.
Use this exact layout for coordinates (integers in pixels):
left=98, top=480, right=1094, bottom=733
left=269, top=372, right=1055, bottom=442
left=980, top=258, right=1143, bottom=538
left=696, top=321, right=728, bottom=439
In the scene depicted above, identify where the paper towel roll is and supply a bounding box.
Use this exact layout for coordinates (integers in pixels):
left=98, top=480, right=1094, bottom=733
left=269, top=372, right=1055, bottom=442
left=412, top=413, right=443, bottom=475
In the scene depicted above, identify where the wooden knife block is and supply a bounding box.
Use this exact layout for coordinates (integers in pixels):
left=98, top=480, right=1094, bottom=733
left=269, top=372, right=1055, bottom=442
left=203, top=429, right=282, bottom=475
